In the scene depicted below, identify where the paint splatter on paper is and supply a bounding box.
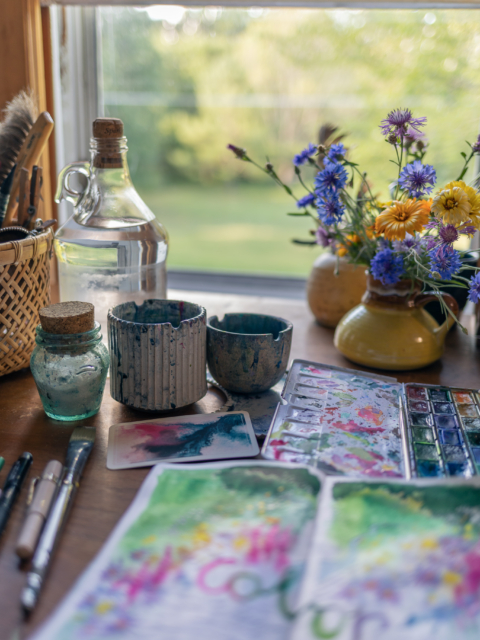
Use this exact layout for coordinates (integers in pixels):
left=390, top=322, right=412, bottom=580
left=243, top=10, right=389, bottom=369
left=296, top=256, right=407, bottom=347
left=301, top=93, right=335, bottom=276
left=107, top=412, right=258, bottom=470
left=292, top=480, right=480, bottom=640
left=30, top=463, right=321, bottom=640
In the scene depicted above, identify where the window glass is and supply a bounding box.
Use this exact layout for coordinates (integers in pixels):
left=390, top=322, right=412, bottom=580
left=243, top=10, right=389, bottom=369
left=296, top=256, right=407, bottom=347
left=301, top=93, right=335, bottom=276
left=99, top=7, right=480, bottom=275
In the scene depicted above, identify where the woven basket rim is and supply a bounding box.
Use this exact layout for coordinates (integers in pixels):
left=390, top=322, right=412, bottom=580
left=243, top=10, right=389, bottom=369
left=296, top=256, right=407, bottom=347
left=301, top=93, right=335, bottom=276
left=0, top=227, right=54, bottom=267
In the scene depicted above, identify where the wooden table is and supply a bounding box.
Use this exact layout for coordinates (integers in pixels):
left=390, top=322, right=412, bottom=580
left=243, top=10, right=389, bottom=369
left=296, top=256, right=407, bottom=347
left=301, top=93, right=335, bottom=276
left=1, top=290, right=479, bottom=640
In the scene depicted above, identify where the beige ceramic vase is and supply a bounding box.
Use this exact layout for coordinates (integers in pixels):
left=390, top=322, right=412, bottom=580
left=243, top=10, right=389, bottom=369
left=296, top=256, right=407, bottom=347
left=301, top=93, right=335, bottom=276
left=334, top=275, right=459, bottom=371
left=306, top=252, right=368, bottom=328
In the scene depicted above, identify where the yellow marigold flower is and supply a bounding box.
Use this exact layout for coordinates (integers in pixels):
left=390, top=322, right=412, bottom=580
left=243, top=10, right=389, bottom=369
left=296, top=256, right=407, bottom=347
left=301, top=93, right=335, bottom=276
left=431, top=186, right=471, bottom=226
left=444, top=180, right=480, bottom=228
left=375, top=199, right=430, bottom=241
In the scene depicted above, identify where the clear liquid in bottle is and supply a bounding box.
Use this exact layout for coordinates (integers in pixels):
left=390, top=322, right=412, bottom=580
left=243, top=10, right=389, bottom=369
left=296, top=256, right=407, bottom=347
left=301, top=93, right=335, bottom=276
left=54, top=118, right=168, bottom=338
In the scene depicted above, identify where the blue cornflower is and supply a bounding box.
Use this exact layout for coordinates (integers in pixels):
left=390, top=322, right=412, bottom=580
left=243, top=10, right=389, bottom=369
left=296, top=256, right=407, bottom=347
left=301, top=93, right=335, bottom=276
left=428, top=247, right=462, bottom=280
left=327, top=143, right=346, bottom=162
left=316, top=195, right=346, bottom=225
left=398, top=160, right=436, bottom=198
left=314, top=161, right=348, bottom=196
left=468, top=272, right=480, bottom=303
left=370, top=248, right=405, bottom=286
left=293, top=143, right=317, bottom=167
left=296, top=193, right=316, bottom=208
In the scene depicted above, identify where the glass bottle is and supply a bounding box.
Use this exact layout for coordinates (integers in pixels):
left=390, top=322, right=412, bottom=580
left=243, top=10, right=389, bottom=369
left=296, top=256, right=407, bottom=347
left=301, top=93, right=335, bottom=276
left=54, top=118, right=169, bottom=338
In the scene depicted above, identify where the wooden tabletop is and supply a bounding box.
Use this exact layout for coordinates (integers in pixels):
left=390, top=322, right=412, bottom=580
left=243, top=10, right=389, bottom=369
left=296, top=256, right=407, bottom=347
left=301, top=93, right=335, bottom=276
left=1, top=289, right=480, bottom=640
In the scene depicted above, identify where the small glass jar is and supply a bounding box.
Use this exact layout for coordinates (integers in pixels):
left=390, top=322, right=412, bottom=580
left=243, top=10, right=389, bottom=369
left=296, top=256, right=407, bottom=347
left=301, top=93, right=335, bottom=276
left=30, top=322, right=110, bottom=421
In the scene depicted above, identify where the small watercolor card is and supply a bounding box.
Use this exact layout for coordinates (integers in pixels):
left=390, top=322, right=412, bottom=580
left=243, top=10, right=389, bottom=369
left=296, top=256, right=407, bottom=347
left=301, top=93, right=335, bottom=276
left=107, top=411, right=259, bottom=470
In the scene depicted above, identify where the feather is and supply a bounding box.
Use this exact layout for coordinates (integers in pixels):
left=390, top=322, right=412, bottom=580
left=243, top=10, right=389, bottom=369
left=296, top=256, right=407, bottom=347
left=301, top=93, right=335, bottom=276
left=0, top=90, right=37, bottom=185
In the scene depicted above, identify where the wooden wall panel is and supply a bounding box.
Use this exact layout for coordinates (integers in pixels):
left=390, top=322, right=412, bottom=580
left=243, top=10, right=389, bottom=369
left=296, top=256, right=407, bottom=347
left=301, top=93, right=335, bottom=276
left=0, top=0, right=54, bottom=222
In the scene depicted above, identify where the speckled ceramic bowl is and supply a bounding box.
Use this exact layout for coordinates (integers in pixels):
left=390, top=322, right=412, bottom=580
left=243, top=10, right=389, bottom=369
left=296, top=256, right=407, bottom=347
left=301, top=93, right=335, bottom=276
left=207, top=313, right=293, bottom=394
left=108, top=299, right=207, bottom=411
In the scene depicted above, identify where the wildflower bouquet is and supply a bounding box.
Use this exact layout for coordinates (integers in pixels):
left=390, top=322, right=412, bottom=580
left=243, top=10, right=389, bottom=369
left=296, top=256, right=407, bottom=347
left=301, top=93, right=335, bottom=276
left=228, top=110, right=480, bottom=331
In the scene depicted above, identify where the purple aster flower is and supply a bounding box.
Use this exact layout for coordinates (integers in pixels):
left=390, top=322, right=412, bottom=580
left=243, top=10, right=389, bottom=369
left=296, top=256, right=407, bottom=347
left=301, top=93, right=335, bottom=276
left=438, top=224, right=459, bottom=246
left=296, top=193, right=316, bottom=208
left=398, top=160, right=436, bottom=198
left=473, top=134, right=480, bottom=154
left=316, top=194, right=346, bottom=225
left=420, top=235, right=438, bottom=251
left=316, top=227, right=333, bottom=247
left=380, top=108, right=427, bottom=138
left=392, top=233, right=419, bottom=253
left=293, top=143, right=317, bottom=167
left=370, top=248, right=405, bottom=286
left=429, top=246, right=462, bottom=280
left=327, top=143, right=346, bottom=162
left=314, top=161, right=348, bottom=196
left=468, top=272, right=480, bottom=303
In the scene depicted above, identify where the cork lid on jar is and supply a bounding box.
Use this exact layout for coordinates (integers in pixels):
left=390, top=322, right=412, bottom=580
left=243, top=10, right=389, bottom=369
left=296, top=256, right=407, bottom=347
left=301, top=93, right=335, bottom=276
left=93, top=118, right=124, bottom=139
left=39, top=302, right=95, bottom=335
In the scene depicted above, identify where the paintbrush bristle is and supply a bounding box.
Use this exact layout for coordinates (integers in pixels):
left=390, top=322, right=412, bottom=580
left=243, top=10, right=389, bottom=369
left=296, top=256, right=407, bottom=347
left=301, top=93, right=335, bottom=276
left=70, top=426, right=96, bottom=443
left=0, top=90, right=37, bottom=185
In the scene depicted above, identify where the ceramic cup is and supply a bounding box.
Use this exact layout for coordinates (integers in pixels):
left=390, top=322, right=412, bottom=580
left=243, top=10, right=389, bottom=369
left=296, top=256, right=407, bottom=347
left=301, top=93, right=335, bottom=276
left=108, top=299, right=207, bottom=411
left=207, top=313, right=293, bottom=394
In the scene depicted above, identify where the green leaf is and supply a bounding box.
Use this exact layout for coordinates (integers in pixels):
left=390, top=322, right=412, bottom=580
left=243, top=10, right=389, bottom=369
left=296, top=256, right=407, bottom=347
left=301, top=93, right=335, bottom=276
left=292, top=239, right=317, bottom=245
left=287, top=212, right=309, bottom=216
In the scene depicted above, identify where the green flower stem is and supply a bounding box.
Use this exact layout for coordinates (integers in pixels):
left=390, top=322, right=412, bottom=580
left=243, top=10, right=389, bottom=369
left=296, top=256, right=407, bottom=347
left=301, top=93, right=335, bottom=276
left=456, top=149, right=475, bottom=182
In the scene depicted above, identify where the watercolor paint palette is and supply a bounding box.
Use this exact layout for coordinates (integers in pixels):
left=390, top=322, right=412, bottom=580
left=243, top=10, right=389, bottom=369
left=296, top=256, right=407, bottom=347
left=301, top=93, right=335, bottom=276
left=262, top=360, right=480, bottom=481
left=262, top=361, right=406, bottom=478
left=403, top=383, right=480, bottom=478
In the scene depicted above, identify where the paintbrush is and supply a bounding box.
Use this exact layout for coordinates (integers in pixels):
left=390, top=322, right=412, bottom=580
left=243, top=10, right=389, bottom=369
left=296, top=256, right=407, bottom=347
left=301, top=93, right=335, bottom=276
left=0, top=91, right=36, bottom=186
left=3, top=111, right=54, bottom=227
left=0, top=165, right=15, bottom=227
left=21, top=427, right=96, bottom=614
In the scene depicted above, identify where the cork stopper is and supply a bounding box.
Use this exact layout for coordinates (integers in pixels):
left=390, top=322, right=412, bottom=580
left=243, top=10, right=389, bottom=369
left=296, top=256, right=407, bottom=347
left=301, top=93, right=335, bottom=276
left=39, top=302, right=95, bottom=335
left=93, top=118, right=123, bottom=139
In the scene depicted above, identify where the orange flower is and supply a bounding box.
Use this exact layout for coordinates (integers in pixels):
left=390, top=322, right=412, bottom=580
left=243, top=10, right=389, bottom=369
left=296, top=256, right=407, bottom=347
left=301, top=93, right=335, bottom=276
left=375, top=199, right=430, bottom=241
left=336, top=234, right=360, bottom=257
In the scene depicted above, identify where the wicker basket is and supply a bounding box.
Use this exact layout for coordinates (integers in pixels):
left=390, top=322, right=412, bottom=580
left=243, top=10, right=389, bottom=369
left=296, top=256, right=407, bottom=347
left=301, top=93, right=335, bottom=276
left=0, top=227, right=54, bottom=376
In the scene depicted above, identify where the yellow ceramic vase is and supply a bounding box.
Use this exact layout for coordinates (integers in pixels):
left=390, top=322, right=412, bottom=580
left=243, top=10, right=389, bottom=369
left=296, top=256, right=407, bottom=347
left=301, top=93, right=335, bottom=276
left=334, top=275, right=459, bottom=371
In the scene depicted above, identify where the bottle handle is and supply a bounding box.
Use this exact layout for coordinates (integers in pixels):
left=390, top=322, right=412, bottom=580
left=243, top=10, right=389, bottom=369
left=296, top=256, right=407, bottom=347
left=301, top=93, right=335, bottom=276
left=54, top=161, right=91, bottom=207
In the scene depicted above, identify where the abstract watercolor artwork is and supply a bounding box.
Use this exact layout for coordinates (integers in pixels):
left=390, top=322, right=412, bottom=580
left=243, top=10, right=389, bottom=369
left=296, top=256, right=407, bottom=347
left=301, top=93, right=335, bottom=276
left=292, top=479, right=480, bottom=640
left=31, top=462, right=321, bottom=640
left=107, top=412, right=259, bottom=470
left=263, top=362, right=404, bottom=478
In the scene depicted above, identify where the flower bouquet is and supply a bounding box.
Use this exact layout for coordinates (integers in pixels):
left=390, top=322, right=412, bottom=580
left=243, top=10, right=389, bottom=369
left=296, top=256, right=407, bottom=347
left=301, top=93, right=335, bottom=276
left=228, top=109, right=480, bottom=335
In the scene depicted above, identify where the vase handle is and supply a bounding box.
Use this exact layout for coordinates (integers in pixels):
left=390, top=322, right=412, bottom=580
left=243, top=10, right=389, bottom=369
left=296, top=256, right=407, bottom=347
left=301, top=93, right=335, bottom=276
left=414, top=291, right=459, bottom=332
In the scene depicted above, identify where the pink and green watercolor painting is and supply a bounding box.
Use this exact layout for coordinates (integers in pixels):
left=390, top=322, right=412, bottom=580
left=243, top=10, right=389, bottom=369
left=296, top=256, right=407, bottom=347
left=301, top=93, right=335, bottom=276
left=107, top=412, right=259, bottom=469
left=293, top=480, right=480, bottom=640
left=32, top=463, right=321, bottom=640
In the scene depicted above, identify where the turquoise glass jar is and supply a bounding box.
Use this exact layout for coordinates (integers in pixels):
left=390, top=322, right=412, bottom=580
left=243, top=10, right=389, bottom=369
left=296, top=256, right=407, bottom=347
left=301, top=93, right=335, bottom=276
left=31, top=322, right=109, bottom=421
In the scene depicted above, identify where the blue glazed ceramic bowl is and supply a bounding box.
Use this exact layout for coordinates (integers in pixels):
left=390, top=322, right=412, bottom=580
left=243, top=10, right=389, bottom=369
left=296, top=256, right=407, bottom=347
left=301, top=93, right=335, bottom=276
left=207, top=313, right=293, bottom=394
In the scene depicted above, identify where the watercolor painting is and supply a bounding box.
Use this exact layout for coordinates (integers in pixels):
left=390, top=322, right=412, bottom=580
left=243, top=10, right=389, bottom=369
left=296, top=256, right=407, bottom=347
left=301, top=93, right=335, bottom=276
left=107, top=412, right=259, bottom=470
left=263, top=364, right=404, bottom=478
left=31, top=462, right=321, bottom=640
left=293, top=479, right=480, bottom=640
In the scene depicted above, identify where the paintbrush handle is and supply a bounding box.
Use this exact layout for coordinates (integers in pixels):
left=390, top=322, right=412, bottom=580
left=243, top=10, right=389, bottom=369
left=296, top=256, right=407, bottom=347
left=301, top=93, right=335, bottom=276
left=21, top=474, right=76, bottom=613
left=3, top=112, right=54, bottom=227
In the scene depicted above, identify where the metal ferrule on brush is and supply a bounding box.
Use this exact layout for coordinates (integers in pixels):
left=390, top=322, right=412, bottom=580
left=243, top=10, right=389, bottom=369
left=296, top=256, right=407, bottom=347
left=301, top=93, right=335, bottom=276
left=21, top=428, right=95, bottom=614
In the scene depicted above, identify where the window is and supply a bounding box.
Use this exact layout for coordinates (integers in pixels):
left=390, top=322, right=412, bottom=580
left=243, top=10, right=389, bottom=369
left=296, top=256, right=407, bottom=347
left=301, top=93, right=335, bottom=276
left=53, top=5, right=480, bottom=279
